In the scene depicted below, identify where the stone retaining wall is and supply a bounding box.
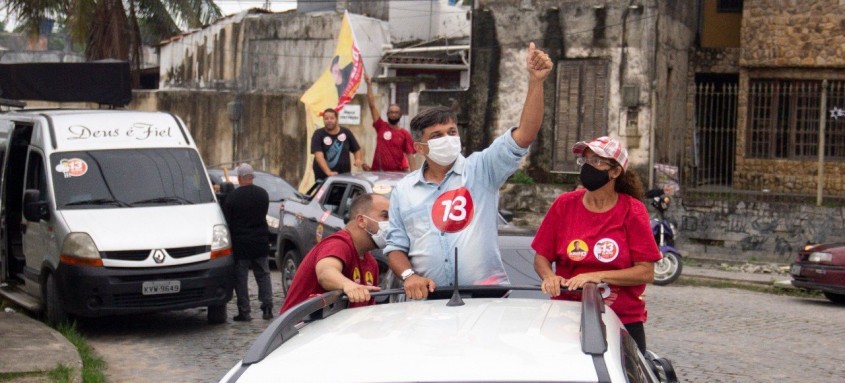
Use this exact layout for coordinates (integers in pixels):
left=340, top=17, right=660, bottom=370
left=499, top=183, right=845, bottom=263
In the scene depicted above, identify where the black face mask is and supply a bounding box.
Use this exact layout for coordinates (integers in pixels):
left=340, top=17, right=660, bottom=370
left=579, top=164, right=611, bottom=191
left=388, top=117, right=401, bottom=125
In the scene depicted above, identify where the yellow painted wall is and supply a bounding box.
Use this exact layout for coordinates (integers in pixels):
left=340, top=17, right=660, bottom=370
left=701, top=0, right=742, bottom=48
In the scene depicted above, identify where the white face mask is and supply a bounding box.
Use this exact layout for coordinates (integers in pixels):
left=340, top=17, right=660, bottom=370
left=425, top=135, right=462, bottom=166
left=363, top=215, right=389, bottom=249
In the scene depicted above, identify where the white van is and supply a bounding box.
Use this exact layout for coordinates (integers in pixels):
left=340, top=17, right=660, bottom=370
left=0, top=108, right=233, bottom=324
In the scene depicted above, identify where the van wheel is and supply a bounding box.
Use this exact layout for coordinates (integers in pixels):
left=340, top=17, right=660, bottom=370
left=207, top=304, right=227, bottom=324
left=281, top=249, right=300, bottom=295
left=45, top=274, right=70, bottom=326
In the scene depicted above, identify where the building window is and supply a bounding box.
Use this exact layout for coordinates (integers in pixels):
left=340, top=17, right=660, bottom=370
left=747, top=79, right=845, bottom=160
left=553, top=59, right=609, bottom=173
left=717, top=0, right=743, bottom=13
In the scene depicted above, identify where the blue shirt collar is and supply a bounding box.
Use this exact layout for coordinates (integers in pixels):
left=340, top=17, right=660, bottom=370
left=415, top=155, right=467, bottom=185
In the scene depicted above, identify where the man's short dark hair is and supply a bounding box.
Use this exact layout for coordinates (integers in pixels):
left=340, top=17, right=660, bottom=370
left=348, top=193, right=375, bottom=222
left=410, top=106, right=456, bottom=141
left=323, top=108, right=338, bottom=118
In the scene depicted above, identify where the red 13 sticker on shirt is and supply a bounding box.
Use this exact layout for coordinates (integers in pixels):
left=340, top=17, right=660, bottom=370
left=431, top=187, right=474, bottom=233
left=593, top=238, right=620, bottom=263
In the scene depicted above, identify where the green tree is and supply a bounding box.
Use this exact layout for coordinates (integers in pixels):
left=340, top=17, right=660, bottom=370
left=4, top=0, right=221, bottom=82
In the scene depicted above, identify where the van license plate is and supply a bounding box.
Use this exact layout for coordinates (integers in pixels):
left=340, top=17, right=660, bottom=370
left=142, top=280, right=181, bottom=295
left=790, top=265, right=801, bottom=276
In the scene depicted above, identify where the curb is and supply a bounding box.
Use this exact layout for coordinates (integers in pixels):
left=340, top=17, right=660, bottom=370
left=0, top=311, right=83, bottom=383
left=680, top=272, right=791, bottom=287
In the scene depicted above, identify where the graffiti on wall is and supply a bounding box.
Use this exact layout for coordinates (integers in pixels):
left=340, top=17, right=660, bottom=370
left=677, top=200, right=844, bottom=261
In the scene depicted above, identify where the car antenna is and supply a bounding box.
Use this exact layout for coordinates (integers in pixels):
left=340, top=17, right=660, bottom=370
left=446, top=247, right=464, bottom=306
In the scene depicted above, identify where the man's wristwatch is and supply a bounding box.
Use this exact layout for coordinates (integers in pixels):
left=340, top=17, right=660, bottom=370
left=400, top=269, right=416, bottom=281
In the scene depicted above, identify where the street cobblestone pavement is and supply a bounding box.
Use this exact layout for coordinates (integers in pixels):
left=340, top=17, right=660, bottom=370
left=647, top=285, right=845, bottom=383
left=80, top=270, right=845, bottom=382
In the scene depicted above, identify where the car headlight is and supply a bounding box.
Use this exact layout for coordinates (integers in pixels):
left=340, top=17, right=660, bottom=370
left=60, top=233, right=103, bottom=267
left=266, top=215, right=280, bottom=229
left=211, top=224, right=232, bottom=259
left=808, top=252, right=832, bottom=263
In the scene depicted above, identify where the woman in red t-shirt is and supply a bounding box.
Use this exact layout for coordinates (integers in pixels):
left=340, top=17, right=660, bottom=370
left=531, top=136, right=660, bottom=353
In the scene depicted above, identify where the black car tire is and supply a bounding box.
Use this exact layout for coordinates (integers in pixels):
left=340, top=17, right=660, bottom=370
left=45, top=273, right=70, bottom=326
left=281, top=249, right=300, bottom=295
left=207, top=304, right=227, bottom=324
left=823, top=292, right=845, bottom=304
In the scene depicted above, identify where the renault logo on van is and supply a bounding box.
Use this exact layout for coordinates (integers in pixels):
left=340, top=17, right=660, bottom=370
left=152, top=249, right=166, bottom=264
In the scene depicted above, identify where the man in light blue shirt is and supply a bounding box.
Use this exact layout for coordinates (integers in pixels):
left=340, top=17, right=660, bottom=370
left=384, top=42, right=553, bottom=299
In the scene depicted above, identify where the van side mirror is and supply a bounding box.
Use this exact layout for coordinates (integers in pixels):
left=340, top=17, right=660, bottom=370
left=23, top=189, right=49, bottom=222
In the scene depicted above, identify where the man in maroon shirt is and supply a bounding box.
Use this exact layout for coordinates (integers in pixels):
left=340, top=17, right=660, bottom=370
left=280, top=193, right=388, bottom=313
left=365, top=74, right=416, bottom=172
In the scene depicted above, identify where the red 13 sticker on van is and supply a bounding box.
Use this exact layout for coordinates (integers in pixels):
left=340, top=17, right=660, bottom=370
left=431, top=187, right=474, bottom=233
left=55, top=158, right=89, bottom=178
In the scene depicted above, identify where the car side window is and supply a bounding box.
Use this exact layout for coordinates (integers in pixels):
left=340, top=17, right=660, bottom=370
left=321, top=183, right=347, bottom=216
left=341, top=186, right=366, bottom=223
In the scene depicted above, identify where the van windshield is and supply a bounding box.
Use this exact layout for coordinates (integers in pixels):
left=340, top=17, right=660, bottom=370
left=51, top=148, right=214, bottom=209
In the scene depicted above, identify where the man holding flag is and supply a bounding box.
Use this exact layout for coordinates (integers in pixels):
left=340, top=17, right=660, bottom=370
left=300, top=11, right=366, bottom=188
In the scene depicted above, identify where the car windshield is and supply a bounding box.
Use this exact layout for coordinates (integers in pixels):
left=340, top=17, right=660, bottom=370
left=253, top=173, right=297, bottom=201
left=51, top=148, right=214, bottom=209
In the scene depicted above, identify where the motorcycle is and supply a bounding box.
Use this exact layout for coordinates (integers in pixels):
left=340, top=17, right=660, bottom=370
left=645, top=189, right=683, bottom=285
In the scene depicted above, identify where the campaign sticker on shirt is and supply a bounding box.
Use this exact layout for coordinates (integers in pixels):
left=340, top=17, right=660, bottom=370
left=353, top=267, right=361, bottom=283
left=593, top=238, right=620, bottom=263
left=55, top=158, right=88, bottom=178
left=431, top=187, right=475, bottom=233
left=383, top=131, right=392, bottom=141
left=372, top=183, right=392, bottom=195
left=566, top=239, right=589, bottom=262
left=338, top=133, right=347, bottom=142
left=365, top=271, right=374, bottom=286
left=323, top=136, right=333, bottom=146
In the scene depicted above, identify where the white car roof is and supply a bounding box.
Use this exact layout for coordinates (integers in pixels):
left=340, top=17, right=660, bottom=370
left=226, top=286, right=630, bottom=383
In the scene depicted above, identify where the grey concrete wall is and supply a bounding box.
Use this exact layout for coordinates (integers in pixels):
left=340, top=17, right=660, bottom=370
left=677, top=198, right=845, bottom=263
left=159, top=11, right=388, bottom=93
left=129, top=90, right=307, bottom=184
left=500, top=183, right=845, bottom=263
left=473, top=0, right=696, bottom=184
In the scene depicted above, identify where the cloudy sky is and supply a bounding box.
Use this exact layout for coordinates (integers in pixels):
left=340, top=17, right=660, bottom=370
left=214, top=0, right=296, bottom=16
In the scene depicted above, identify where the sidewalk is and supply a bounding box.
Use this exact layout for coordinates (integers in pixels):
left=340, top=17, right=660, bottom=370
left=681, top=263, right=794, bottom=287
left=0, top=310, right=82, bottom=382
left=0, top=264, right=793, bottom=382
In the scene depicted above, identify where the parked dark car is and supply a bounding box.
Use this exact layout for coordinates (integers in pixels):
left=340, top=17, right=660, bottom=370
left=790, top=243, right=845, bottom=304
left=275, top=171, right=541, bottom=298
left=207, top=167, right=301, bottom=258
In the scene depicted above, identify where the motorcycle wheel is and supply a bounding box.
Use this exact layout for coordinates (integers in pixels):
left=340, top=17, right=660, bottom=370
left=653, top=251, right=683, bottom=286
